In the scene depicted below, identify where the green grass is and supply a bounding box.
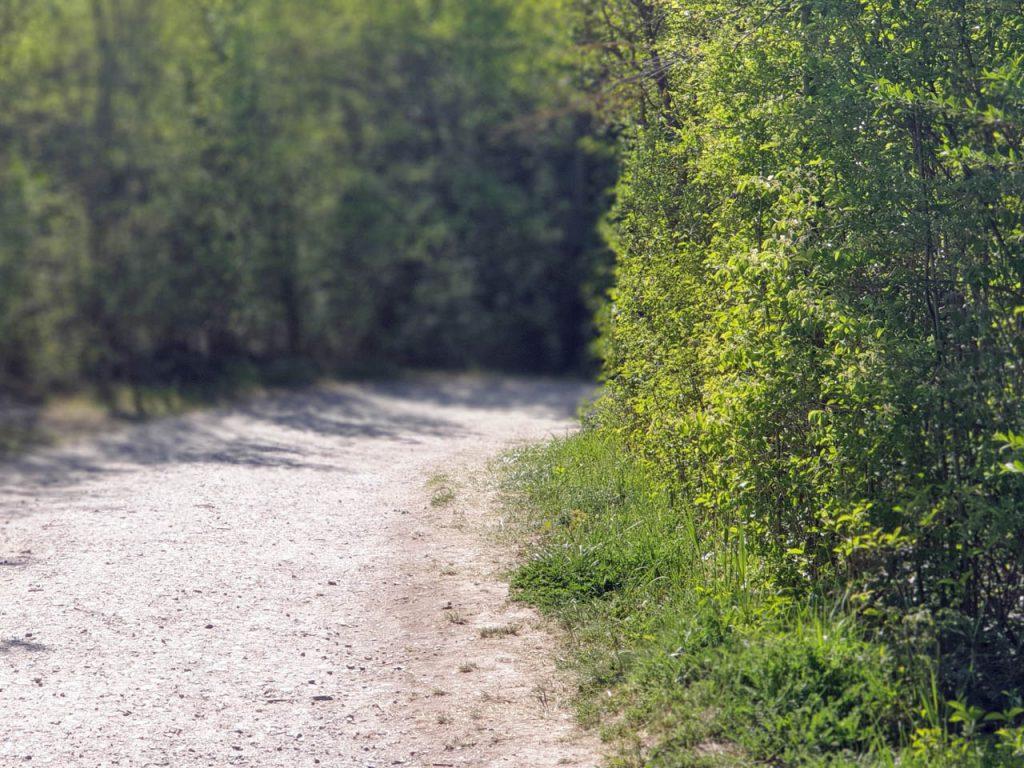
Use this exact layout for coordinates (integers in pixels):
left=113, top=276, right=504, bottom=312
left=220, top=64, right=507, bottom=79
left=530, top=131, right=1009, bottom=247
left=479, top=623, right=520, bottom=639
left=427, top=472, right=457, bottom=507
left=501, top=431, right=1023, bottom=767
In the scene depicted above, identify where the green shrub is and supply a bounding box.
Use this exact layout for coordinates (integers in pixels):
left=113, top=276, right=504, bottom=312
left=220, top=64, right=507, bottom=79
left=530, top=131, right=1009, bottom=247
left=713, top=622, right=899, bottom=758
left=580, top=0, right=1024, bottom=708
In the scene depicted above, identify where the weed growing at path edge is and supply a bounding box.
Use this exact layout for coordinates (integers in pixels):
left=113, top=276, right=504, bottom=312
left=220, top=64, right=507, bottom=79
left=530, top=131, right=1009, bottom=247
left=502, top=431, right=1024, bottom=767
left=428, top=473, right=457, bottom=508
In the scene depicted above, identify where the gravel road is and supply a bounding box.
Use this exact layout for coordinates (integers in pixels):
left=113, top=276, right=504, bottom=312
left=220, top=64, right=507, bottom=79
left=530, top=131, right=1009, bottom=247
left=0, top=376, right=598, bottom=767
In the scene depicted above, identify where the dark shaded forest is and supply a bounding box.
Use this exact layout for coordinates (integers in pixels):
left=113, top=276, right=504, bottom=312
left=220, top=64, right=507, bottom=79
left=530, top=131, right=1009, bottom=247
left=0, top=0, right=612, bottom=405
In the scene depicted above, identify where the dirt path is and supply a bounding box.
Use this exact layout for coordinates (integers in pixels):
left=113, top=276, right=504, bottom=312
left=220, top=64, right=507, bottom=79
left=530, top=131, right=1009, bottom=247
left=0, top=376, right=599, bottom=768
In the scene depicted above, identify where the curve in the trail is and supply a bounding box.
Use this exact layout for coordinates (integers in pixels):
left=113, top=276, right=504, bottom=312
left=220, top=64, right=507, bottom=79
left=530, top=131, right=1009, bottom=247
left=0, top=376, right=599, bottom=768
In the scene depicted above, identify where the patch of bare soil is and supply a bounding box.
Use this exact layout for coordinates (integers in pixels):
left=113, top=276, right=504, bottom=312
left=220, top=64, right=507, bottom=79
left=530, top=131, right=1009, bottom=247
left=0, top=375, right=600, bottom=767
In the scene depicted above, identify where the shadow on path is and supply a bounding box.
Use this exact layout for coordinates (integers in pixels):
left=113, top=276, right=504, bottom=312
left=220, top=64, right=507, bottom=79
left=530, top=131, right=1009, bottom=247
left=367, top=375, right=592, bottom=419
left=0, top=375, right=589, bottom=498
left=0, top=637, right=50, bottom=654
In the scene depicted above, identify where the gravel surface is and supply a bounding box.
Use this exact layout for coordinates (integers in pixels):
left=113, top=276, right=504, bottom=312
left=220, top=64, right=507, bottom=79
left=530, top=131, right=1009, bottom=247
left=0, top=375, right=599, bottom=767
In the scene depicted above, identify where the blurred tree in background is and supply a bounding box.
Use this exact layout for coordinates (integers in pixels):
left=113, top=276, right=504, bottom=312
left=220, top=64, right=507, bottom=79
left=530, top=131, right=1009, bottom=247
left=0, top=0, right=613, bottom=403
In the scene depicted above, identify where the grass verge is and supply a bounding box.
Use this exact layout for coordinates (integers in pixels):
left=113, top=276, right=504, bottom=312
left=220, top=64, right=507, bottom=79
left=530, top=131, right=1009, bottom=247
left=501, top=430, right=1023, bottom=767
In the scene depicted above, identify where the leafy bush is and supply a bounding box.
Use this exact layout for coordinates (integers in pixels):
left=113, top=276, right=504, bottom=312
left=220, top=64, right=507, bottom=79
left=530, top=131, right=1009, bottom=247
left=579, top=0, right=1024, bottom=707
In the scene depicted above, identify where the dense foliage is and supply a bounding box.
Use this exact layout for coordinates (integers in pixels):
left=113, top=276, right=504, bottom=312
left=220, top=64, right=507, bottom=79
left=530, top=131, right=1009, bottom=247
left=0, top=0, right=611, bottom=403
left=507, top=0, right=1024, bottom=764
left=589, top=0, right=1024, bottom=699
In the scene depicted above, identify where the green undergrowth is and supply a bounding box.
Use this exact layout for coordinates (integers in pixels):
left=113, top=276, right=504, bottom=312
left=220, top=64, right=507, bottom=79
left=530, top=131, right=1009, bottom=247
left=503, top=430, right=1023, bottom=767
